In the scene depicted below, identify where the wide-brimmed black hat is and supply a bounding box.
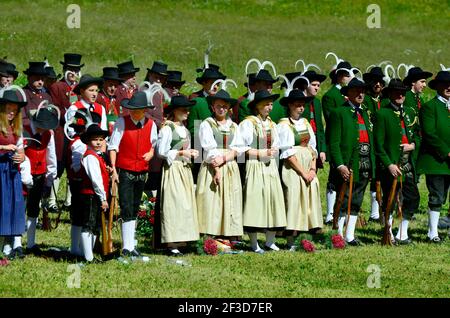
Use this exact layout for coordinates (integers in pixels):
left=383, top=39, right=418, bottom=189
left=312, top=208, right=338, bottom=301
left=244, top=73, right=256, bottom=88
left=206, top=89, right=237, bottom=106
left=23, top=62, right=48, bottom=76
left=0, top=89, right=27, bottom=107
left=196, top=63, right=221, bottom=73
left=340, top=78, right=367, bottom=96
left=303, top=70, right=327, bottom=84
left=330, top=61, right=358, bottom=80
left=428, top=71, right=450, bottom=90
left=73, top=74, right=104, bottom=95
left=363, top=67, right=385, bottom=85
left=254, top=69, right=278, bottom=83
left=80, top=124, right=109, bottom=144
left=196, top=68, right=226, bottom=84
left=121, top=91, right=153, bottom=110
left=280, top=72, right=309, bottom=89
left=45, top=66, right=61, bottom=80
left=247, top=90, right=280, bottom=110
left=166, top=70, right=185, bottom=85
left=60, top=53, right=84, bottom=68
left=382, top=78, right=409, bottom=95
left=403, top=67, right=433, bottom=86
left=31, top=106, right=59, bottom=130
left=164, top=94, right=196, bottom=113
left=101, top=67, right=122, bottom=82
left=147, top=61, right=168, bottom=76
left=279, top=90, right=314, bottom=107
left=0, top=62, right=8, bottom=77
left=3, top=62, right=18, bottom=79
left=117, top=60, right=140, bottom=76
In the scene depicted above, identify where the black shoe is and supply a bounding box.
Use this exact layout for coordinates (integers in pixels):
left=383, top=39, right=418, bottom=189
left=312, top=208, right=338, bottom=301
left=167, top=249, right=183, bottom=256
left=428, top=236, right=442, bottom=244
left=395, top=238, right=412, bottom=245
left=12, top=247, right=25, bottom=259
left=367, top=217, right=380, bottom=224
left=346, top=239, right=362, bottom=246
left=324, top=220, right=333, bottom=226
left=27, top=245, right=42, bottom=256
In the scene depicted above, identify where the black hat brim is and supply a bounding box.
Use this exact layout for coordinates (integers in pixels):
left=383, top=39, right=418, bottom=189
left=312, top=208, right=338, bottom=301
left=24, top=70, right=48, bottom=76
left=146, top=68, right=168, bottom=76
left=206, top=95, right=238, bottom=106
left=247, top=94, right=280, bottom=109
left=167, top=80, right=185, bottom=85
left=102, top=76, right=123, bottom=82
left=33, top=116, right=59, bottom=130
left=341, top=84, right=368, bottom=96
left=60, top=62, right=85, bottom=68
left=118, top=68, right=140, bottom=76
left=196, top=75, right=226, bottom=84
left=164, top=100, right=196, bottom=114
left=403, top=71, right=433, bottom=86
left=80, top=128, right=109, bottom=144
left=120, top=98, right=153, bottom=110
left=279, top=95, right=314, bottom=107
left=428, top=78, right=450, bottom=90
left=0, top=97, right=27, bottom=108
left=73, top=78, right=104, bottom=94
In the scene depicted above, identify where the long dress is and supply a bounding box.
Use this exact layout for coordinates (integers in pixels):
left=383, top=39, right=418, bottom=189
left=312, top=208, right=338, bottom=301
left=238, top=115, right=286, bottom=231
left=277, top=117, right=323, bottom=231
left=157, top=120, right=199, bottom=244
left=196, top=117, right=243, bottom=236
left=0, top=127, right=25, bottom=236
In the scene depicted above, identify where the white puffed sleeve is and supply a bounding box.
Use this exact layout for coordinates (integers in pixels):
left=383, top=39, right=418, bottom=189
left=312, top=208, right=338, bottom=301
left=157, top=125, right=179, bottom=166
left=277, top=122, right=297, bottom=159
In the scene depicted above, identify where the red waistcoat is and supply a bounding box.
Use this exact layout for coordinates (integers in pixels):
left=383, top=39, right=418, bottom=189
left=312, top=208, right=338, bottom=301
left=116, top=116, right=153, bottom=173
left=23, top=126, right=51, bottom=175
left=80, top=149, right=109, bottom=199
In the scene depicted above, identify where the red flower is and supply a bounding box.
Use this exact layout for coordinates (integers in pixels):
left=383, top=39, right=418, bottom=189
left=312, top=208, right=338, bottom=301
left=149, top=197, right=157, bottom=203
left=150, top=210, right=155, bottom=216
left=149, top=217, right=154, bottom=225
left=0, top=258, right=9, bottom=267
left=137, top=210, right=147, bottom=219
left=301, top=239, right=315, bottom=253
left=203, top=238, right=218, bottom=255
left=331, top=234, right=345, bottom=249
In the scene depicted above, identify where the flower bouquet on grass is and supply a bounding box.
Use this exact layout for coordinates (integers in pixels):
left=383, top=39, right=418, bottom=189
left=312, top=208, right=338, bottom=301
left=197, top=237, right=243, bottom=255
left=0, top=253, right=9, bottom=267
left=295, top=233, right=316, bottom=253
left=324, top=231, right=346, bottom=249
left=136, top=192, right=157, bottom=246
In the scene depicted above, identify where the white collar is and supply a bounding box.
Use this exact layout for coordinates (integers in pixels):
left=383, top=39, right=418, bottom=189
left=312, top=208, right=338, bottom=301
left=335, top=84, right=342, bottom=90
left=348, top=101, right=361, bottom=109
left=65, top=79, right=77, bottom=87
left=130, top=117, right=145, bottom=125
left=81, top=99, right=93, bottom=107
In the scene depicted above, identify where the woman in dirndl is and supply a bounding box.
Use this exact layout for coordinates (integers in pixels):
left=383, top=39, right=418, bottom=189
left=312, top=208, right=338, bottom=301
left=0, top=88, right=27, bottom=256
left=238, top=90, right=286, bottom=253
left=196, top=89, right=243, bottom=240
left=157, top=95, right=200, bottom=256
left=277, top=90, right=323, bottom=250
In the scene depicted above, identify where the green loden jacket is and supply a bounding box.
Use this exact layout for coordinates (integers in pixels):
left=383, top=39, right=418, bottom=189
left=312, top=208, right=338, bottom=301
left=187, top=97, right=212, bottom=138
left=374, top=103, right=421, bottom=182
left=303, top=97, right=326, bottom=155
left=416, top=96, right=450, bottom=175
left=322, top=85, right=346, bottom=123
left=329, top=101, right=376, bottom=182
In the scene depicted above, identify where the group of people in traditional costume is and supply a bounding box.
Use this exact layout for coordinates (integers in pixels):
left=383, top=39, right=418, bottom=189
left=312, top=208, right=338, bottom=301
left=0, top=51, right=448, bottom=262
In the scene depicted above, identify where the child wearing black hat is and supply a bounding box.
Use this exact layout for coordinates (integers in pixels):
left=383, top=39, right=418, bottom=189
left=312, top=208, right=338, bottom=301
left=96, top=67, right=123, bottom=134
left=115, top=61, right=140, bottom=117
left=23, top=105, right=58, bottom=254
left=79, top=124, right=110, bottom=262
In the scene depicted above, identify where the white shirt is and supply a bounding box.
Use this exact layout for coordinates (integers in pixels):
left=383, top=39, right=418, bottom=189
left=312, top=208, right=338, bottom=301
left=28, top=123, right=57, bottom=187
left=198, top=118, right=243, bottom=162
left=71, top=138, right=87, bottom=173
left=82, top=151, right=107, bottom=202
left=65, top=99, right=107, bottom=138
left=437, top=95, right=450, bottom=110
left=238, top=116, right=280, bottom=152
left=20, top=155, right=33, bottom=188
left=157, top=122, right=190, bottom=166
left=277, top=117, right=317, bottom=159
left=107, top=116, right=158, bottom=151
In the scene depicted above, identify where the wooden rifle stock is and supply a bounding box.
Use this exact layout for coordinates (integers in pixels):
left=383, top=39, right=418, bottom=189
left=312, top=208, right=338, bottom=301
left=343, top=170, right=354, bottom=237
left=107, top=181, right=118, bottom=253
left=382, top=176, right=398, bottom=246
left=333, top=182, right=347, bottom=229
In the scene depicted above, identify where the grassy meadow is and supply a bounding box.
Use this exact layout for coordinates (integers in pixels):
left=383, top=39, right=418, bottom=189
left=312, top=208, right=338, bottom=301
left=0, top=0, right=449, bottom=298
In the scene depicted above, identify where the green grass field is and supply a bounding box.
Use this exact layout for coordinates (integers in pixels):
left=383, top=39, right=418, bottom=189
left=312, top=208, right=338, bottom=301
left=0, top=0, right=449, bottom=298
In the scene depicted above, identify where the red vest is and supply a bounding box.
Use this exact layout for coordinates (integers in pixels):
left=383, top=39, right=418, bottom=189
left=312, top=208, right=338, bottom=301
left=73, top=100, right=104, bottom=123
left=80, top=149, right=109, bottom=199
left=116, top=116, right=153, bottom=173
left=66, top=136, right=85, bottom=180
left=23, top=126, right=51, bottom=175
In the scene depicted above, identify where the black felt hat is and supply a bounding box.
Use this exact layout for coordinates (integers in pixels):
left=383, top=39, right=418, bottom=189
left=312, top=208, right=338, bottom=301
left=247, top=90, right=280, bottom=110
left=280, top=72, right=309, bottom=89
left=164, top=94, right=196, bottom=113
left=403, top=67, right=433, bottom=86
left=45, top=66, right=61, bottom=80
left=303, top=70, right=327, bottom=84
left=0, top=89, right=27, bottom=107
left=80, top=124, right=109, bottom=144
left=31, top=106, right=59, bottom=130
left=73, top=74, right=104, bottom=95
left=101, top=67, right=123, bottom=82
left=60, top=53, right=84, bottom=68
left=244, top=73, right=256, bottom=88
left=196, top=63, right=221, bottom=73
left=166, top=70, right=185, bottom=85
left=206, top=89, right=237, bottom=106
left=147, top=61, right=168, bottom=76
left=117, top=60, right=140, bottom=76
left=23, top=62, right=48, bottom=76
left=340, top=78, right=367, bottom=96
left=329, top=61, right=358, bottom=81
left=279, top=90, right=314, bottom=107
left=254, top=69, right=278, bottom=83
left=428, top=71, right=450, bottom=90
left=363, top=66, right=385, bottom=85
left=3, top=62, right=18, bottom=79
left=382, top=78, right=409, bottom=94
left=196, top=68, right=226, bottom=84
left=120, top=91, right=153, bottom=109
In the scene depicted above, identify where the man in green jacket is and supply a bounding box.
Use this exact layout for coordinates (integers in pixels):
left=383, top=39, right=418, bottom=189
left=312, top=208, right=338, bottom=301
left=329, top=78, right=375, bottom=245
left=322, top=61, right=357, bottom=225
left=403, top=67, right=433, bottom=115
left=374, top=79, right=421, bottom=244
left=416, top=71, right=450, bottom=243
left=363, top=66, right=388, bottom=223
